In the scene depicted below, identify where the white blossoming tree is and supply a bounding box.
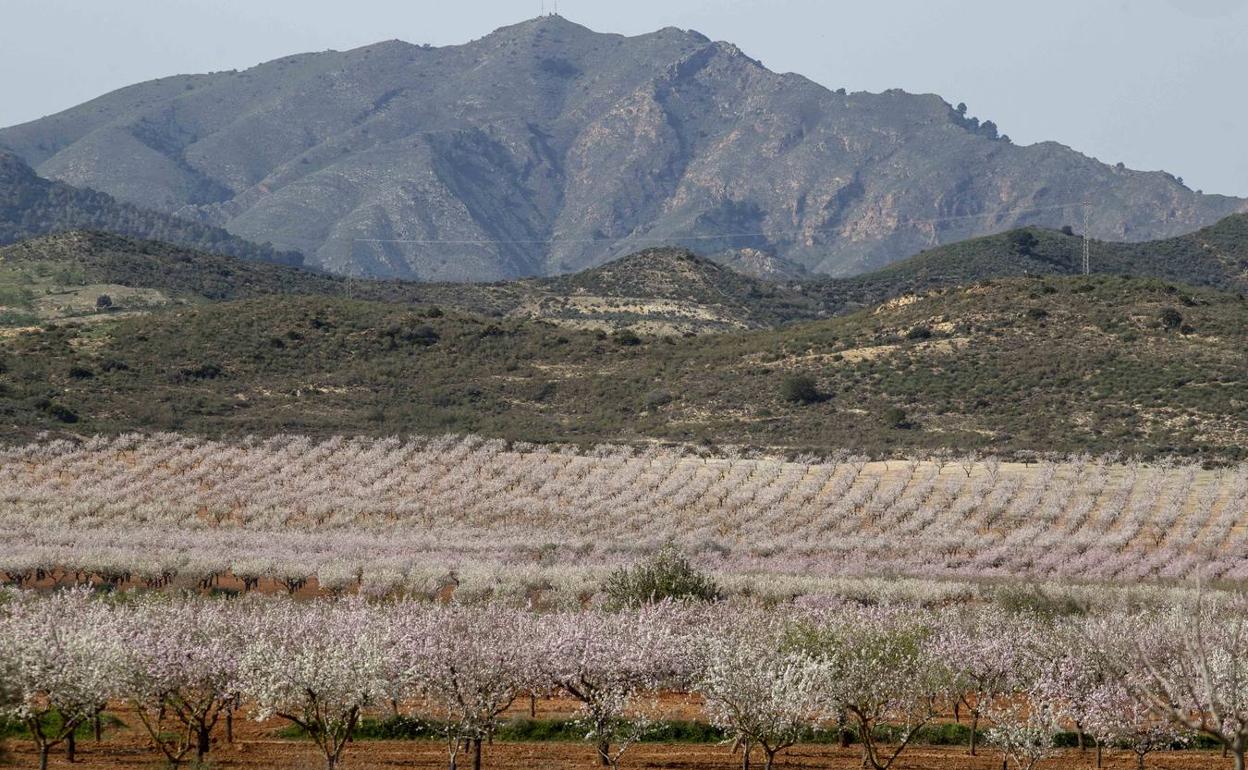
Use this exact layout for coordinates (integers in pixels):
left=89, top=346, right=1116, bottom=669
left=120, top=599, right=242, bottom=766
left=0, top=589, right=127, bottom=770
left=391, top=604, right=539, bottom=770
left=238, top=598, right=388, bottom=770
left=696, top=623, right=830, bottom=770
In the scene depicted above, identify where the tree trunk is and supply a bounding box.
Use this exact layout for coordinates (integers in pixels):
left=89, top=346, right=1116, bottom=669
left=1076, top=723, right=1085, bottom=752
left=93, top=712, right=102, bottom=742
left=763, top=746, right=777, bottom=770
left=969, top=712, right=979, bottom=756
left=741, top=738, right=751, bottom=770
left=1095, top=740, right=1103, bottom=768
left=1136, top=750, right=1145, bottom=770
left=226, top=708, right=234, bottom=743
left=66, top=730, right=76, bottom=763
left=197, top=724, right=211, bottom=760
left=529, top=693, right=537, bottom=718
left=597, top=738, right=611, bottom=767
left=472, top=738, right=483, bottom=770
left=39, top=744, right=50, bottom=770
left=1234, top=747, right=1245, bottom=770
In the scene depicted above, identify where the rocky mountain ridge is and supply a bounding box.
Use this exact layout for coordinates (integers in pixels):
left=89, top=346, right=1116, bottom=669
left=3, top=16, right=1243, bottom=281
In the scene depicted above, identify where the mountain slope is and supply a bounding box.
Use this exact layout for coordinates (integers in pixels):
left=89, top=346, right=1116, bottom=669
left=1, top=16, right=1242, bottom=280
left=0, top=152, right=304, bottom=267
left=1, top=273, right=1245, bottom=459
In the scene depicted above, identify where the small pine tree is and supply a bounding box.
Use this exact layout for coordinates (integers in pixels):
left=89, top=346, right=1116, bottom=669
left=781, top=374, right=824, bottom=405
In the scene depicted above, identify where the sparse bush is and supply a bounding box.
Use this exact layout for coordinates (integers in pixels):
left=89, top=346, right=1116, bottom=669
left=95, top=294, right=113, bottom=310
left=384, top=317, right=439, bottom=347
left=881, top=406, right=910, bottom=429
left=613, top=330, right=642, bottom=346
left=780, top=374, right=824, bottom=405
left=1159, top=308, right=1183, bottom=331
left=175, top=363, right=223, bottom=382
left=602, top=544, right=721, bottom=609
left=905, top=325, right=932, bottom=340
left=644, top=389, right=674, bottom=409
left=30, top=398, right=79, bottom=423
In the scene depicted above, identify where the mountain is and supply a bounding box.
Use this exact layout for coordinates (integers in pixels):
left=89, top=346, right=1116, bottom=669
left=1, top=16, right=1243, bottom=281
left=0, top=151, right=304, bottom=266
left=2, top=272, right=1244, bottom=459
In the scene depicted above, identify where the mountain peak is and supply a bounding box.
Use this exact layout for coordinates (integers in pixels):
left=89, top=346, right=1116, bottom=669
left=487, top=14, right=599, bottom=40
left=2, top=20, right=1243, bottom=281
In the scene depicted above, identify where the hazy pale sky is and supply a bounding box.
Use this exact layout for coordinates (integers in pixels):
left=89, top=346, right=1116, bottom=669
left=2, top=0, right=1245, bottom=195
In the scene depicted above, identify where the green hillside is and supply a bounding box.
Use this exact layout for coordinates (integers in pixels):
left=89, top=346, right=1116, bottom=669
left=2, top=273, right=1244, bottom=459
left=0, top=233, right=827, bottom=332
left=837, top=215, right=1248, bottom=299
left=7, top=215, right=1248, bottom=334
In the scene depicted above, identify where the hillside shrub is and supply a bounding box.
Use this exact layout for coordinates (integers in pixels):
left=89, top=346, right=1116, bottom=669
left=1159, top=307, right=1183, bottom=331
left=644, top=389, right=674, bottom=409
left=602, top=544, right=721, bottom=609
left=1007, top=230, right=1039, bottom=256
left=881, top=406, right=910, bottom=429
left=781, top=374, right=824, bottom=405
left=613, top=329, right=642, bottom=346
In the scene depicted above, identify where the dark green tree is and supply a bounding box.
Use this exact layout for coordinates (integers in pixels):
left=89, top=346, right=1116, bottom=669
left=781, top=374, right=824, bottom=405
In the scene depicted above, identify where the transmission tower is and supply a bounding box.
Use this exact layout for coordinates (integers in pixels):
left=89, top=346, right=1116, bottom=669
left=1082, top=205, right=1091, bottom=276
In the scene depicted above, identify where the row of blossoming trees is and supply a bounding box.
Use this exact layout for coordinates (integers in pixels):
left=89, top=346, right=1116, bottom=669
left=3, top=434, right=1248, bottom=598
left=2, top=590, right=1248, bottom=770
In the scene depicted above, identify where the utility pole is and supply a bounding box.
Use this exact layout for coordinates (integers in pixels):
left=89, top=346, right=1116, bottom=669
left=1082, top=205, right=1091, bottom=276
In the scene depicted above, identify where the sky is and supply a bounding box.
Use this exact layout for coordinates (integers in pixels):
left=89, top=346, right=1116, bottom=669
left=2, top=0, right=1246, bottom=196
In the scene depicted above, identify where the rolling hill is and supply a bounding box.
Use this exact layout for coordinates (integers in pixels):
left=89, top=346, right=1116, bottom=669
left=4, top=214, right=1248, bottom=332
left=1, top=16, right=1242, bottom=280
left=2, top=268, right=1244, bottom=459
left=0, top=231, right=821, bottom=332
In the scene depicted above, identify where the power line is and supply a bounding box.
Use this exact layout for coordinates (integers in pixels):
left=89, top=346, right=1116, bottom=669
left=353, top=201, right=1092, bottom=247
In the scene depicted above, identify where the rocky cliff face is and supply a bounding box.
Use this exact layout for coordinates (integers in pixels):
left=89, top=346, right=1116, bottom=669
left=2, top=16, right=1243, bottom=280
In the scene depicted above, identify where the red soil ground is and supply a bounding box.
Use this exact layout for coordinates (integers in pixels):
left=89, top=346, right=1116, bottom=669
left=4, top=700, right=1234, bottom=770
